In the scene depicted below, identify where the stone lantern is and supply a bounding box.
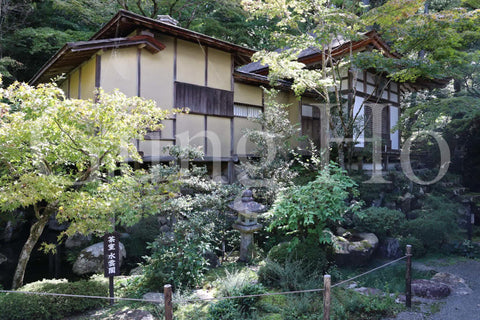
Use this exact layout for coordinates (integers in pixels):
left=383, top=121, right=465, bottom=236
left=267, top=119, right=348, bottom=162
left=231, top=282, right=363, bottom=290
left=229, top=189, right=265, bottom=262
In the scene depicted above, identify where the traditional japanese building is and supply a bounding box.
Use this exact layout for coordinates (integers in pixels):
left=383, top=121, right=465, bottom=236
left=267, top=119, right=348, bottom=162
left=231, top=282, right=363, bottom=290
left=31, top=10, right=444, bottom=181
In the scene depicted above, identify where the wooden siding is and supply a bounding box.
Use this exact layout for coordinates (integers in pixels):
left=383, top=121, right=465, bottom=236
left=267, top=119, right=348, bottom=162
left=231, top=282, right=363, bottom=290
left=175, top=82, right=233, bottom=117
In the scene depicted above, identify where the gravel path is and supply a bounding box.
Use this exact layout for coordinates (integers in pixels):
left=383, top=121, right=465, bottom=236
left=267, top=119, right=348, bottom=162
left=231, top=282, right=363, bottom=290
left=386, top=259, right=480, bottom=320
left=425, top=259, right=480, bottom=320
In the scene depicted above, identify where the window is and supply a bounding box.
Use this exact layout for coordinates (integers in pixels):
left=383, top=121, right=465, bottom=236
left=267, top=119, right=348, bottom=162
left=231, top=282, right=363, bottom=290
left=234, top=104, right=262, bottom=118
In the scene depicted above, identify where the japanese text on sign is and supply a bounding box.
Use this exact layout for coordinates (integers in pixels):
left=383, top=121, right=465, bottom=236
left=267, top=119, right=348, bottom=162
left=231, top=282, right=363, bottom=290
left=104, top=233, right=120, bottom=277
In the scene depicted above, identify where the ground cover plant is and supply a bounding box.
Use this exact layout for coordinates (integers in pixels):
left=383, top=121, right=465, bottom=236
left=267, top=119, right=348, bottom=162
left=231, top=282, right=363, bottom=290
left=0, top=277, right=108, bottom=320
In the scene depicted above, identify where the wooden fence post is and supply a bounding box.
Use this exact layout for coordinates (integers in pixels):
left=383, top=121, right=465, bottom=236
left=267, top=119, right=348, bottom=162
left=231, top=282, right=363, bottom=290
left=405, top=245, right=412, bottom=308
left=164, top=284, right=173, bottom=320
left=323, top=274, right=331, bottom=320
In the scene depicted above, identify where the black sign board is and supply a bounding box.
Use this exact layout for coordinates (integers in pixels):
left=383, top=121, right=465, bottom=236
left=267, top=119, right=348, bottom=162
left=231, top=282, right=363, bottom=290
left=104, top=232, right=120, bottom=277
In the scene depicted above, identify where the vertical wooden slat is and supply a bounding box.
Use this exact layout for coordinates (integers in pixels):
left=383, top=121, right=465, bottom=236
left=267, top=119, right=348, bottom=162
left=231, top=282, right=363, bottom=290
left=204, top=115, right=208, bottom=156
left=176, top=82, right=233, bottom=117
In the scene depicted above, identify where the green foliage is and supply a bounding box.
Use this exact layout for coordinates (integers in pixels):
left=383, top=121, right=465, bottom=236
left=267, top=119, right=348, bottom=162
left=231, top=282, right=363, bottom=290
left=398, top=235, right=427, bottom=257
left=0, top=278, right=108, bottom=320
left=400, top=194, right=461, bottom=253
left=338, top=263, right=435, bottom=293
left=353, top=207, right=405, bottom=239
left=0, top=58, right=23, bottom=84
left=0, top=82, right=172, bottom=288
left=208, top=270, right=265, bottom=319
left=121, top=215, right=162, bottom=263
left=450, top=240, right=480, bottom=258
left=139, top=167, right=242, bottom=290
left=117, top=0, right=277, bottom=49
left=207, top=299, right=245, bottom=320
left=141, top=224, right=211, bottom=290
left=332, top=288, right=401, bottom=320
left=214, top=269, right=265, bottom=313
left=267, top=237, right=330, bottom=274
left=258, top=258, right=323, bottom=291
left=240, top=89, right=301, bottom=205
left=268, top=163, right=360, bottom=243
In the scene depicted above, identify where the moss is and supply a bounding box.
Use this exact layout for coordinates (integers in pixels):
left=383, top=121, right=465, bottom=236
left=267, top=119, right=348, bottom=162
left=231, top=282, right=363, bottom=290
left=359, top=240, right=373, bottom=249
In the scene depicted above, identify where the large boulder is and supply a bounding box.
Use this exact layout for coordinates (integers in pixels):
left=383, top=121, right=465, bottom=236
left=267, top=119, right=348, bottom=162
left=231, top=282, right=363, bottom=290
left=411, top=279, right=450, bottom=299
left=398, top=192, right=415, bottom=214
left=333, top=232, right=379, bottom=266
left=143, top=292, right=164, bottom=303
left=378, top=237, right=402, bottom=259
left=72, top=242, right=126, bottom=275
left=47, top=214, right=69, bottom=231
left=65, top=233, right=92, bottom=249
left=431, top=272, right=472, bottom=296
left=1, top=215, right=26, bottom=243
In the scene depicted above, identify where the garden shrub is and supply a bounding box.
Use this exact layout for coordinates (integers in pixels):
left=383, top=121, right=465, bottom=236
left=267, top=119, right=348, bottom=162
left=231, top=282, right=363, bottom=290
left=353, top=207, right=405, bottom=239
left=449, top=240, right=480, bottom=258
left=332, top=288, right=401, bottom=320
left=208, top=270, right=265, bottom=319
left=0, top=278, right=108, bottom=320
left=400, top=194, right=461, bottom=253
left=267, top=236, right=330, bottom=274
left=139, top=169, right=242, bottom=291
left=268, top=163, right=360, bottom=244
left=280, top=293, right=321, bottom=320
left=398, top=235, right=427, bottom=257
left=258, top=258, right=322, bottom=291
left=122, top=215, right=162, bottom=263
left=141, top=230, right=210, bottom=290
left=207, top=299, right=244, bottom=320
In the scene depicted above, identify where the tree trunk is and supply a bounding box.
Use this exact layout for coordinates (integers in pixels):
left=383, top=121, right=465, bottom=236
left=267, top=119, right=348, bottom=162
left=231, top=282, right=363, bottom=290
left=11, top=214, right=50, bottom=289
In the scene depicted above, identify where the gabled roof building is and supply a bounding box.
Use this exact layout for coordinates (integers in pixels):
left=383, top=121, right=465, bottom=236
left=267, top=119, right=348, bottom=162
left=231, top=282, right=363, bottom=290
left=31, top=10, right=439, bottom=181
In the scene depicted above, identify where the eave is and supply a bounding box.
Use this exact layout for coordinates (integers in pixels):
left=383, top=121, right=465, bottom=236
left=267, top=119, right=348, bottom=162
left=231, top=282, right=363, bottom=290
left=30, top=35, right=166, bottom=85
left=233, top=71, right=318, bottom=98
left=90, top=10, right=255, bottom=67
left=244, top=31, right=399, bottom=76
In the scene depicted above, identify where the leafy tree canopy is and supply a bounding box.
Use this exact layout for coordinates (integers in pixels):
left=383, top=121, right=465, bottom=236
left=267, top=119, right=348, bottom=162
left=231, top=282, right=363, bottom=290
left=0, top=81, right=174, bottom=289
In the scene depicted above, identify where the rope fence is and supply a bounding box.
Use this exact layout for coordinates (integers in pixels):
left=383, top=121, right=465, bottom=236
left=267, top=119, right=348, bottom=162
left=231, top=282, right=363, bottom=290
left=0, top=245, right=414, bottom=320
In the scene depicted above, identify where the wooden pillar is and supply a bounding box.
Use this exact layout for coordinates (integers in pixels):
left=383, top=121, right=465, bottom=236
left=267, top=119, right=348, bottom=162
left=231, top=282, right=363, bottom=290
left=323, top=274, right=331, bottom=320
left=164, top=284, right=173, bottom=320
left=405, top=245, right=412, bottom=308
